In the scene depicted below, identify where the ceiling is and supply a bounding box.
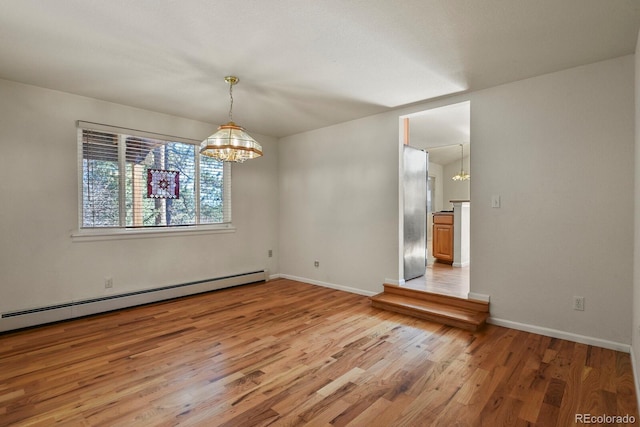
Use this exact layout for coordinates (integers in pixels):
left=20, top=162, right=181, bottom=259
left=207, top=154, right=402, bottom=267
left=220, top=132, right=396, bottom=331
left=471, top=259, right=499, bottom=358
left=426, top=143, right=469, bottom=168
left=0, top=1, right=639, bottom=139
left=409, top=101, right=470, bottom=165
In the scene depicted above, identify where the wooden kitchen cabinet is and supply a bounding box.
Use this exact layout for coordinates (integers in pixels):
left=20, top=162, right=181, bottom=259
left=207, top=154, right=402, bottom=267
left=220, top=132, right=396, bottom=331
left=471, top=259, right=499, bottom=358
left=433, top=212, right=454, bottom=263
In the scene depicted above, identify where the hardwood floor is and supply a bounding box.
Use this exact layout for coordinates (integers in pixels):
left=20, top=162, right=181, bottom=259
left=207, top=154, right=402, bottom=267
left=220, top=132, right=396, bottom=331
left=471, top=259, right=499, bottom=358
left=404, top=261, right=470, bottom=298
left=0, top=279, right=637, bottom=426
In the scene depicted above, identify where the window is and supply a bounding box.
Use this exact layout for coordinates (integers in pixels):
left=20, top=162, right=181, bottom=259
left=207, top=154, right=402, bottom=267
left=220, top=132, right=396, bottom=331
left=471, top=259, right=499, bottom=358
left=78, top=122, right=231, bottom=231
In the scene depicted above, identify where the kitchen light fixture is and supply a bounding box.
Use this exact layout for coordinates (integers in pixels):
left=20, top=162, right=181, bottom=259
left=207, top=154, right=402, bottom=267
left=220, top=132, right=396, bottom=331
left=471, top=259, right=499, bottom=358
left=452, top=143, right=470, bottom=181
left=200, top=76, right=263, bottom=163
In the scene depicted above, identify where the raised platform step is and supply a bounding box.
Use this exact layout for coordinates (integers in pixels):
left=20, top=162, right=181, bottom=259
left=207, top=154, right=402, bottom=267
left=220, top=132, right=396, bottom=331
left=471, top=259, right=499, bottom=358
left=370, top=284, right=489, bottom=331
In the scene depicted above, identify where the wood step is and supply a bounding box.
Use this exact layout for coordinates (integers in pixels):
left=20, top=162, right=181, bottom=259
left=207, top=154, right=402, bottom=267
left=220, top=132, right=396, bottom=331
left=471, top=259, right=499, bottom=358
left=370, top=285, right=489, bottom=331
left=382, top=284, right=489, bottom=312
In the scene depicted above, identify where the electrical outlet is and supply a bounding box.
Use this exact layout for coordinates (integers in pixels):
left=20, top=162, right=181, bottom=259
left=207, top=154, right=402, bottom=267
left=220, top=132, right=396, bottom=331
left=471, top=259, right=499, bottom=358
left=314, top=260, right=320, bottom=268
left=573, top=296, right=585, bottom=311
left=491, top=195, right=501, bottom=208
left=105, top=277, right=113, bottom=289
left=268, top=249, right=273, bottom=258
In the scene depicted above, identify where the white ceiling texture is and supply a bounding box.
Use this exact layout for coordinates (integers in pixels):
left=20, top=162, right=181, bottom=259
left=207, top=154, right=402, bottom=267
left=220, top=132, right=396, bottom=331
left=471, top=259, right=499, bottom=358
left=409, top=101, right=470, bottom=165
left=0, top=0, right=639, bottom=147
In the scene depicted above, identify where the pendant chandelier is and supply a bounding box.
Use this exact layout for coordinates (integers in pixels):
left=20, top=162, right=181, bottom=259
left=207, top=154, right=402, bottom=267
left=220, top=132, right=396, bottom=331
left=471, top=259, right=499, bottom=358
left=200, top=76, right=263, bottom=163
left=452, top=143, right=470, bottom=181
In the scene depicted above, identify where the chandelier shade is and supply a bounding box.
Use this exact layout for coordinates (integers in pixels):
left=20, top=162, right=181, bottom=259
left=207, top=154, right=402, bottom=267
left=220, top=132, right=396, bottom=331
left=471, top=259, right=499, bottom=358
left=199, top=76, right=262, bottom=163
left=200, top=121, right=263, bottom=163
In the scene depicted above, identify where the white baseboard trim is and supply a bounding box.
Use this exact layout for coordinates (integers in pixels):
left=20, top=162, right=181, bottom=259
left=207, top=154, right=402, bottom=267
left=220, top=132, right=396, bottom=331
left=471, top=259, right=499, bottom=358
left=279, top=274, right=378, bottom=297
left=385, top=278, right=404, bottom=286
left=453, top=262, right=470, bottom=268
left=268, top=273, right=282, bottom=281
left=489, top=317, right=631, bottom=353
left=468, top=292, right=490, bottom=302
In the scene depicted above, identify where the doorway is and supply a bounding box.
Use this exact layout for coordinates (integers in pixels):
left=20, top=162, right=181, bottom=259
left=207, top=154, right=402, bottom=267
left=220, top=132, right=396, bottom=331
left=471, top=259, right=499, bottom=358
left=399, top=101, right=471, bottom=298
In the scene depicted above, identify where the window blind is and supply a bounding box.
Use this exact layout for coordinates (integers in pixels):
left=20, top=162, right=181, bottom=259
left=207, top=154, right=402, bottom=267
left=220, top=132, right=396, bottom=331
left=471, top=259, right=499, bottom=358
left=78, top=122, right=231, bottom=229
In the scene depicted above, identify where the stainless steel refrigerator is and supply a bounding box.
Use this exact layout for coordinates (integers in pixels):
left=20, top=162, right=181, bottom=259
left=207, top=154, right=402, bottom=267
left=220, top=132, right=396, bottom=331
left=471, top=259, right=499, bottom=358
left=403, top=146, right=428, bottom=281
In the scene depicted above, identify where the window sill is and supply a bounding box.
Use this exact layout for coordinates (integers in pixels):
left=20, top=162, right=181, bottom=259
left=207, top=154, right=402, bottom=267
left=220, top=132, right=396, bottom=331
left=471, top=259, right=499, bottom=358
left=71, top=224, right=236, bottom=242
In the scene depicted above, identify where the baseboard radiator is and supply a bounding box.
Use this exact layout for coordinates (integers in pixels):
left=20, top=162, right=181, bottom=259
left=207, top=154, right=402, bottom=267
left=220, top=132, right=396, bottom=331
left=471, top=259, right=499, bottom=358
left=0, top=270, right=267, bottom=333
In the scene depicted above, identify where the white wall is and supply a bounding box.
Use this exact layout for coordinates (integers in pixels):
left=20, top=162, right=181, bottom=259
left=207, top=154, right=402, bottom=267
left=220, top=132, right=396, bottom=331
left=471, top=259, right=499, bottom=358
left=278, top=114, right=400, bottom=295
left=0, top=79, right=279, bottom=314
left=279, top=55, right=635, bottom=347
left=471, top=56, right=634, bottom=346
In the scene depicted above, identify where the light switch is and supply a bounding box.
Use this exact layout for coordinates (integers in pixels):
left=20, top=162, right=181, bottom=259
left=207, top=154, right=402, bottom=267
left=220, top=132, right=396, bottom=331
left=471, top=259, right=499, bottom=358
left=491, top=195, right=501, bottom=208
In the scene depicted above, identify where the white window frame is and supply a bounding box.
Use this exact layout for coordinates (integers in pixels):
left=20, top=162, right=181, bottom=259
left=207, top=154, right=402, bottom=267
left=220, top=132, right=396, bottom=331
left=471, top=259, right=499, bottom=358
left=72, top=121, right=234, bottom=242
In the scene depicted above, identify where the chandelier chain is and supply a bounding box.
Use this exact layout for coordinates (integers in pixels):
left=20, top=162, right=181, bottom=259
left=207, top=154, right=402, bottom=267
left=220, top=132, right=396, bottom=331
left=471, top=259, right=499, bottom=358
left=228, top=82, right=234, bottom=122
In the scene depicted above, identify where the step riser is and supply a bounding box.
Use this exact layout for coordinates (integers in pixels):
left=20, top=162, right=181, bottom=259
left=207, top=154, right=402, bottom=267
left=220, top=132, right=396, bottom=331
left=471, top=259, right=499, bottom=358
left=371, top=300, right=481, bottom=331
